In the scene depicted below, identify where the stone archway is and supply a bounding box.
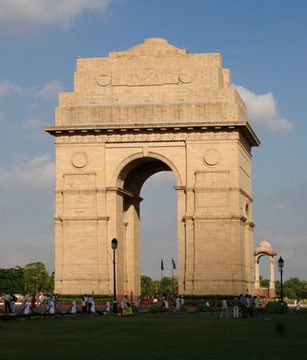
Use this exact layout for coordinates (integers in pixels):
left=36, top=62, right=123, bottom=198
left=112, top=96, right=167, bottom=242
left=112, top=156, right=177, bottom=297
left=45, top=38, right=260, bottom=296
left=254, top=240, right=277, bottom=298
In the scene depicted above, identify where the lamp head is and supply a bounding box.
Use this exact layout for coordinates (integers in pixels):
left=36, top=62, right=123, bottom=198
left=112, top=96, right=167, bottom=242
left=278, top=256, right=284, bottom=270
left=111, top=238, right=118, bottom=250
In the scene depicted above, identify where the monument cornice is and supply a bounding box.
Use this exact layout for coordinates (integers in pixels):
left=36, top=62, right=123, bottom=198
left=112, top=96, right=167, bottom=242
left=45, top=120, right=260, bottom=147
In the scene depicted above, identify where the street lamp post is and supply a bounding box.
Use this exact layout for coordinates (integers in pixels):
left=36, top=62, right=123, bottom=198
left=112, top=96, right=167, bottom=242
left=31, top=275, right=37, bottom=308
left=278, top=256, right=284, bottom=304
left=111, top=238, right=118, bottom=313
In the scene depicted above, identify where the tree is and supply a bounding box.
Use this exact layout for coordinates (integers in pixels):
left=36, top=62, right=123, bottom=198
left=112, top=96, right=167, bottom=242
left=260, top=277, right=270, bottom=288
left=275, top=277, right=307, bottom=300
left=284, top=277, right=305, bottom=299
left=23, top=262, right=54, bottom=295
left=151, top=280, right=161, bottom=296
left=141, top=275, right=153, bottom=297
left=160, top=276, right=178, bottom=297
left=0, top=267, right=24, bottom=294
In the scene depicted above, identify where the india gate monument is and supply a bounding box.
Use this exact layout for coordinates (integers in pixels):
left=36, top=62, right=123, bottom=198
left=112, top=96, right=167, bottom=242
left=45, top=38, right=260, bottom=296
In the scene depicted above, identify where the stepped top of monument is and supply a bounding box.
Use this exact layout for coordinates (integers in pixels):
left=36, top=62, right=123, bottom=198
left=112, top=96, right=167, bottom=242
left=46, top=38, right=260, bottom=147
left=109, top=38, right=188, bottom=57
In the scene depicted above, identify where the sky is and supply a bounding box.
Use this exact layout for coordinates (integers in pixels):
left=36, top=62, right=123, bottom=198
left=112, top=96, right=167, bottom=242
left=0, top=0, right=306, bottom=282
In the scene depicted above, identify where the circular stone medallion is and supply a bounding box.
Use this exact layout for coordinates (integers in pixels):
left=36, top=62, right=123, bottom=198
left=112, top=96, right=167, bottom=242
left=178, top=69, right=195, bottom=84
left=96, top=73, right=112, bottom=87
left=72, top=152, right=88, bottom=169
left=203, top=149, right=220, bottom=166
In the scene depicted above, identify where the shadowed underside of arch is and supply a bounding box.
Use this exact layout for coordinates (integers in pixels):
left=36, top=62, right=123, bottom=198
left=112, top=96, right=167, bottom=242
left=45, top=38, right=259, bottom=297
left=119, top=157, right=172, bottom=196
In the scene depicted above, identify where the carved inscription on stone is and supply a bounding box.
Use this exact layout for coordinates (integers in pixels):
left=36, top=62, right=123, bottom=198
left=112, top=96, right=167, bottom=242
left=96, top=68, right=194, bottom=87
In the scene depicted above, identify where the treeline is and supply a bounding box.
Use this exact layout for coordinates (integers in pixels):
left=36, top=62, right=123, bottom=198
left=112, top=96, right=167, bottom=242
left=261, top=277, right=307, bottom=300
left=0, top=262, right=54, bottom=295
left=1, top=265, right=306, bottom=300
left=141, top=275, right=178, bottom=297
left=142, top=276, right=307, bottom=300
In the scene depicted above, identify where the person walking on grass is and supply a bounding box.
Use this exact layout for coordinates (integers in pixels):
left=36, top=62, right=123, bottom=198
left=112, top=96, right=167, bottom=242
left=82, top=295, right=87, bottom=313
left=232, top=296, right=239, bottom=318
left=219, top=299, right=228, bottom=319
left=240, top=294, right=248, bottom=318
left=253, top=296, right=260, bottom=317
left=4, top=293, right=11, bottom=313
left=10, top=294, right=17, bottom=313
left=247, top=295, right=254, bottom=317
left=175, top=296, right=181, bottom=311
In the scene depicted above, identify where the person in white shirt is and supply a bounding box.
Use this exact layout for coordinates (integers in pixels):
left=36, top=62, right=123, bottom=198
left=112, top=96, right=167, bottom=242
left=219, top=299, right=228, bottom=319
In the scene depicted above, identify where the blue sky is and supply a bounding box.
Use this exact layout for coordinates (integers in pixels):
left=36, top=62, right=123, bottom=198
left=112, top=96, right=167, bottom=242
left=0, top=0, right=306, bottom=281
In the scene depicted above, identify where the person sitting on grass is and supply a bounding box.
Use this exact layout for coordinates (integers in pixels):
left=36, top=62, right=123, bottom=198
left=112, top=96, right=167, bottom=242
left=295, top=299, right=302, bottom=313
left=162, top=299, right=169, bottom=312
left=121, top=295, right=133, bottom=316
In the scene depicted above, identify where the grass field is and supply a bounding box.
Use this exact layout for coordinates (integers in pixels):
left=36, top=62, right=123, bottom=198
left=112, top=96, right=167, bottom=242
left=0, top=312, right=306, bottom=359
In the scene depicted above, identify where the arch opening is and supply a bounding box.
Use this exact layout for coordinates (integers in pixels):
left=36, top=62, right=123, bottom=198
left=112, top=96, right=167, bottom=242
left=254, top=241, right=277, bottom=299
left=140, top=172, right=177, bottom=282
left=116, top=157, right=177, bottom=298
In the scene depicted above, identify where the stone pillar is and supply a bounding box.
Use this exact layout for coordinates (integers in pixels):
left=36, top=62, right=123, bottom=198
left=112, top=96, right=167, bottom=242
left=254, top=255, right=260, bottom=288
left=269, top=256, right=275, bottom=290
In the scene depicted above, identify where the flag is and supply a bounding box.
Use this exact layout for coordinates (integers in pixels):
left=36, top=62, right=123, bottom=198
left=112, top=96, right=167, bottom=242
left=172, top=258, right=176, bottom=270
left=161, top=258, right=164, bottom=271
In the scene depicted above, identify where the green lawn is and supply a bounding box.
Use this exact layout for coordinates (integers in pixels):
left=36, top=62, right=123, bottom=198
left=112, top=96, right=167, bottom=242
left=0, top=312, right=306, bottom=359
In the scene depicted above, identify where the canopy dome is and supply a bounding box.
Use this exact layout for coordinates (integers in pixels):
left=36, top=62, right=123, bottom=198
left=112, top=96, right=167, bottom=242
left=254, top=240, right=276, bottom=256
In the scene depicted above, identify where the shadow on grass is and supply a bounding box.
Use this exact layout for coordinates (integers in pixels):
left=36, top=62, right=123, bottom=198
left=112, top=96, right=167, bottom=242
left=0, top=312, right=306, bottom=360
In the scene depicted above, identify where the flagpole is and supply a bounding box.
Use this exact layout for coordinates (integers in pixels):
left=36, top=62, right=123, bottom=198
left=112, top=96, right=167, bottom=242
left=171, top=263, right=174, bottom=298
left=160, top=258, right=164, bottom=296
left=172, top=258, right=176, bottom=298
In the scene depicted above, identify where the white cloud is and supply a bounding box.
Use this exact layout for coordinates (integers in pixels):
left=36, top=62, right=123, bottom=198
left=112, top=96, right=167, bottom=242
left=0, top=154, right=55, bottom=189
left=0, top=80, right=23, bottom=96
left=235, top=85, right=293, bottom=132
left=0, top=0, right=113, bottom=32
left=40, top=80, right=64, bottom=101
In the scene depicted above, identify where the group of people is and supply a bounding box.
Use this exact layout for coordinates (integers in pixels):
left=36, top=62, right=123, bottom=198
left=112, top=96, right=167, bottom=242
left=3, top=293, right=59, bottom=314
left=119, top=294, right=185, bottom=314
left=175, top=295, right=185, bottom=311
left=120, top=295, right=133, bottom=316
left=38, top=293, right=58, bottom=308
left=220, top=294, right=260, bottom=318
left=81, top=294, right=96, bottom=313
left=3, top=292, right=303, bottom=317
